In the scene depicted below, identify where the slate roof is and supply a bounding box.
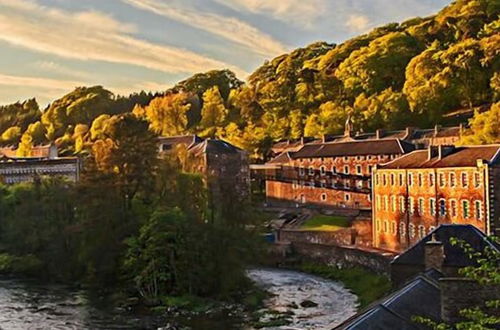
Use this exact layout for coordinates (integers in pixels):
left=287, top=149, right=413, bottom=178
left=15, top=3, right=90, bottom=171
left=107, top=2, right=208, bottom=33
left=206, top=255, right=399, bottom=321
left=188, top=139, right=242, bottom=156
left=380, top=145, right=500, bottom=169
left=267, top=151, right=292, bottom=164
left=336, top=269, right=443, bottom=330
left=392, top=224, right=500, bottom=268
left=291, top=139, right=414, bottom=159
left=158, top=135, right=203, bottom=149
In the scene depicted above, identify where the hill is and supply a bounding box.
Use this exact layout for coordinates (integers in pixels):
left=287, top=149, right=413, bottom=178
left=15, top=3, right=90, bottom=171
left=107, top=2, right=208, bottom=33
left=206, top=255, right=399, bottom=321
left=0, top=0, right=498, bottom=158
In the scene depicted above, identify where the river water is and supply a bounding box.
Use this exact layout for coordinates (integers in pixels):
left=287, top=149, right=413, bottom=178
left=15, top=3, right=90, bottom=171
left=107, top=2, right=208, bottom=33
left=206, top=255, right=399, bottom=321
left=0, top=269, right=357, bottom=330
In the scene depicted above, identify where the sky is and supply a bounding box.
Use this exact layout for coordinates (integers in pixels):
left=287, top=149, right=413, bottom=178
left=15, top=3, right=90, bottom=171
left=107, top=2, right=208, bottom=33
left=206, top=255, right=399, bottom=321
left=0, top=0, right=451, bottom=106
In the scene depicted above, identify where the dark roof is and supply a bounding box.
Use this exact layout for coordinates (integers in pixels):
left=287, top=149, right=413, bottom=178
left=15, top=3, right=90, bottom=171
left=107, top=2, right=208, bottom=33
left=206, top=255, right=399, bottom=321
left=392, top=224, right=500, bottom=268
left=158, top=135, right=203, bottom=148
left=380, top=145, right=500, bottom=169
left=292, top=139, right=414, bottom=159
left=267, top=152, right=292, bottom=164
left=336, top=269, right=442, bottom=329
left=188, top=139, right=242, bottom=156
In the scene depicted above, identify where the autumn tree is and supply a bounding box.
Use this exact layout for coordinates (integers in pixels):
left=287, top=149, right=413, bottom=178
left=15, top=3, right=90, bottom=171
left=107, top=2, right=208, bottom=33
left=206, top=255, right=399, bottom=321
left=141, top=93, right=191, bottom=136
left=199, top=86, right=228, bottom=138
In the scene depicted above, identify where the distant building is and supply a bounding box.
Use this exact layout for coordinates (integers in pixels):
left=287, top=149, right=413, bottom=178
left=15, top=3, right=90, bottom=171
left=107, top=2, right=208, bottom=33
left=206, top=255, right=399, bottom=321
left=336, top=224, right=500, bottom=329
left=270, top=124, right=463, bottom=158
left=372, top=145, right=500, bottom=252
left=0, top=144, right=80, bottom=184
left=158, top=135, right=250, bottom=200
left=258, top=119, right=415, bottom=209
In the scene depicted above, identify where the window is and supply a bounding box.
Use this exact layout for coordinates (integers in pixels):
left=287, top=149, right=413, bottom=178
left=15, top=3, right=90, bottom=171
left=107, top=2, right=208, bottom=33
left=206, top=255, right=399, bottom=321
left=391, top=221, right=397, bottom=235
left=356, top=165, right=362, bottom=174
left=450, top=200, right=457, bottom=217
left=409, top=197, right=414, bottom=215
left=382, top=174, right=387, bottom=186
left=384, top=196, right=389, bottom=211
left=399, top=173, right=404, bottom=186
left=391, top=196, right=397, bottom=212
left=309, top=181, right=315, bottom=188
left=461, top=172, right=468, bottom=187
left=450, top=173, right=456, bottom=187
left=376, top=220, right=381, bottom=232
left=356, top=156, right=361, bottom=161
left=344, top=166, right=349, bottom=174
left=418, top=198, right=425, bottom=215
left=332, top=166, right=337, bottom=174
left=368, top=165, right=373, bottom=174
left=430, top=198, right=436, bottom=216
left=474, top=172, right=481, bottom=188
left=429, top=226, right=436, bottom=233
left=429, top=173, right=435, bottom=187
left=320, top=166, right=326, bottom=176
left=475, top=200, right=483, bottom=220
left=376, top=196, right=381, bottom=210
left=299, top=167, right=305, bottom=176
left=390, top=174, right=395, bottom=186
left=356, top=180, right=363, bottom=189
left=320, top=180, right=326, bottom=188
left=344, top=156, right=348, bottom=161
left=321, top=193, right=327, bottom=201
left=439, top=173, right=445, bottom=187
left=400, top=222, right=406, bottom=239
left=383, top=220, right=388, bottom=233
left=399, top=196, right=406, bottom=213
left=292, top=180, right=298, bottom=190
left=409, top=224, right=415, bottom=239
left=345, top=180, right=350, bottom=188
left=439, top=199, right=446, bottom=217
left=418, top=225, right=426, bottom=239
left=309, top=166, right=314, bottom=175
left=345, top=193, right=350, bottom=201
left=375, top=174, right=379, bottom=185
left=408, top=173, right=413, bottom=186
left=418, top=173, right=423, bottom=186
left=462, top=200, right=470, bottom=218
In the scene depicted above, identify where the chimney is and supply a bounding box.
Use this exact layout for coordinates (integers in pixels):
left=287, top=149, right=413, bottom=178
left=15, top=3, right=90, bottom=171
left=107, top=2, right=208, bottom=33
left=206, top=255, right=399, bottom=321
left=424, top=234, right=444, bottom=271
left=434, top=124, right=441, bottom=136
left=300, top=137, right=305, bottom=145
left=438, top=145, right=455, bottom=160
left=376, top=129, right=384, bottom=139
left=322, top=135, right=327, bottom=143
left=404, top=127, right=414, bottom=139
left=428, top=146, right=439, bottom=160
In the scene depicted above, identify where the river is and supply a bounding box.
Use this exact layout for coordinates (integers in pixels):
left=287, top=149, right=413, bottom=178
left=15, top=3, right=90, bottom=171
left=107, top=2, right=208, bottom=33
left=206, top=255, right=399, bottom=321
left=0, top=269, right=358, bottom=330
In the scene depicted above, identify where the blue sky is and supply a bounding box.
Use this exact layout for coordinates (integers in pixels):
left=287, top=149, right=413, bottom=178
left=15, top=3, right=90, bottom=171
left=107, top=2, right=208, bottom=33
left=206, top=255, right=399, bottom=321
left=0, top=0, right=450, bottom=106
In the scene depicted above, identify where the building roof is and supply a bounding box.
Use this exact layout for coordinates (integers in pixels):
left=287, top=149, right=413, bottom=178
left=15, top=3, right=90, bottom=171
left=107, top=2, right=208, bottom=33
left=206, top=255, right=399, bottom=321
left=379, top=145, right=500, bottom=169
left=267, top=151, right=292, bottom=164
left=336, top=269, right=442, bottom=329
left=392, top=224, right=500, bottom=268
left=0, top=144, right=57, bottom=158
left=158, top=135, right=203, bottom=149
left=188, top=138, right=242, bottom=156
left=291, top=139, right=414, bottom=159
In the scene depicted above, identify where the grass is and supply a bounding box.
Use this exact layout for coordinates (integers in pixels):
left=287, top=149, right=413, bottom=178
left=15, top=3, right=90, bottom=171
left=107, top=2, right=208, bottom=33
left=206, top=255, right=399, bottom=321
left=300, top=215, right=350, bottom=231
left=299, top=263, right=391, bottom=308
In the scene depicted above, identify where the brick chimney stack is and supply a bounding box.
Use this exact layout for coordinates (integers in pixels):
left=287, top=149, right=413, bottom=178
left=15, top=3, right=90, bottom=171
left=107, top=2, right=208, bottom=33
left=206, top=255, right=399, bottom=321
left=376, top=129, right=384, bottom=139
left=424, top=234, right=444, bottom=271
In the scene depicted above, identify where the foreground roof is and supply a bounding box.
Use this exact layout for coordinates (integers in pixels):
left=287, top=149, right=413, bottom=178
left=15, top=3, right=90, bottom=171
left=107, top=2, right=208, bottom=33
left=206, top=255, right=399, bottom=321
left=291, top=139, right=414, bottom=159
left=379, top=145, right=500, bottom=169
left=392, top=224, right=499, bottom=268
left=336, top=269, right=442, bottom=329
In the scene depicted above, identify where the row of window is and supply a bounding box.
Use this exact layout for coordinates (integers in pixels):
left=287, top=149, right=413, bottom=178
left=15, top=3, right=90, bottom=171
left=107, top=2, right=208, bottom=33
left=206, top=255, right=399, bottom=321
left=298, top=154, right=397, bottom=163
left=297, top=192, right=352, bottom=203
left=292, top=179, right=369, bottom=190
left=376, top=171, right=482, bottom=188
left=376, top=220, right=436, bottom=240
left=376, top=195, right=483, bottom=220
left=299, top=164, right=373, bottom=176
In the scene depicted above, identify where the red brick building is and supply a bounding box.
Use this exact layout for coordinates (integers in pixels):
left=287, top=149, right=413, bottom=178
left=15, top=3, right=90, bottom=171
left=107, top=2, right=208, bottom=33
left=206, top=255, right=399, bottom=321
left=263, top=124, right=415, bottom=209
left=372, top=145, right=500, bottom=252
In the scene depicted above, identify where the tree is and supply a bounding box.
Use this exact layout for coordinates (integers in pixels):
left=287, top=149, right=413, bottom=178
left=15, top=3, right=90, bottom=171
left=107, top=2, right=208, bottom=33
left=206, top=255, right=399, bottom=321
left=142, top=93, right=191, bottom=136
left=199, top=86, right=228, bottom=138
left=0, top=126, right=21, bottom=145
left=461, top=102, right=500, bottom=144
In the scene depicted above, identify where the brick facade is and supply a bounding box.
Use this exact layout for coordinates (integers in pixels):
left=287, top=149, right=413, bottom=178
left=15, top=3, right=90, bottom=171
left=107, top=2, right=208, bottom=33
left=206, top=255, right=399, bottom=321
left=373, top=145, right=500, bottom=252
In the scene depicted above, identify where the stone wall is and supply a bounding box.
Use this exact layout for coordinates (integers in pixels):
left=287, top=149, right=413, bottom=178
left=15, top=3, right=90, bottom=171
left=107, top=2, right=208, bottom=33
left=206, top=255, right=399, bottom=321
left=291, top=242, right=392, bottom=275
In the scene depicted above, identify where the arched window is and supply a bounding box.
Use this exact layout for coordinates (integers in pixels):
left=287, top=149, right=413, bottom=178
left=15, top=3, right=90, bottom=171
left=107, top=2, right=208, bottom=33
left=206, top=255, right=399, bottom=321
left=418, top=225, right=426, bottom=238
left=320, top=166, right=326, bottom=176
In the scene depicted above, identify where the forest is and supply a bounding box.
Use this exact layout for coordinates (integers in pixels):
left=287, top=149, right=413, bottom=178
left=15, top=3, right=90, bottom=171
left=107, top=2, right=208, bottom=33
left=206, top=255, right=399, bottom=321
left=0, top=0, right=499, bottom=161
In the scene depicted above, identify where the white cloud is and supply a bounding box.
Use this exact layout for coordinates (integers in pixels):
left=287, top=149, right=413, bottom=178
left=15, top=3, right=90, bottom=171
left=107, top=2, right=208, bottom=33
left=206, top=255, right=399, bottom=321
left=0, top=0, right=248, bottom=78
left=0, top=73, right=84, bottom=91
left=214, top=0, right=326, bottom=28
left=123, top=0, right=287, bottom=58
left=33, top=61, right=91, bottom=80
left=345, top=14, right=370, bottom=32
